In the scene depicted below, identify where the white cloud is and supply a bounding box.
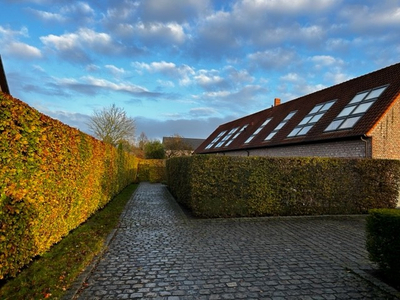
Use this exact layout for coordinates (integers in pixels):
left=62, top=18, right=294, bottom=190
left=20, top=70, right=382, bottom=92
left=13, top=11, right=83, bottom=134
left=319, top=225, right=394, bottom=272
left=148, top=61, right=178, bottom=73
left=278, top=82, right=326, bottom=102
left=189, top=107, right=217, bottom=117
left=27, top=9, right=67, bottom=22
left=86, top=64, right=100, bottom=72
left=280, top=73, right=301, bottom=83
left=324, top=71, right=351, bottom=85
left=74, top=28, right=113, bottom=51
left=55, top=75, right=162, bottom=98
left=61, top=2, right=94, bottom=16
left=192, top=0, right=332, bottom=57
left=248, top=48, right=297, bottom=70
left=4, top=42, right=42, bottom=59
left=298, top=83, right=326, bottom=95
left=325, top=38, right=350, bottom=52
left=194, top=69, right=227, bottom=90
left=0, top=26, right=29, bottom=38
left=44, top=109, right=92, bottom=133
left=110, top=21, right=187, bottom=46
left=104, top=1, right=139, bottom=21
left=132, top=22, right=186, bottom=45
left=196, top=84, right=267, bottom=111
left=225, top=67, right=254, bottom=84
left=234, top=0, right=338, bottom=16
left=105, top=65, right=126, bottom=76
left=310, top=55, right=344, bottom=68
left=200, top=90, right=231, bottom=99
left=133, top=61, right=195, bottom=85
left=40, top=28, right=126, bottom=62
left=252, top=24, right=326, bottom=47
left=140, top=0, right=211, bottom=23
left=340, top=5, right=400, bottom=33
left=81, top=76, right=149, bottom=94
left=27, top=2, right=94, bottom=24
left=157, top=80, right=175, bottom=88
left=41, top=32, right=79, bottom=51
left=194, top=10, right=240, bottom=55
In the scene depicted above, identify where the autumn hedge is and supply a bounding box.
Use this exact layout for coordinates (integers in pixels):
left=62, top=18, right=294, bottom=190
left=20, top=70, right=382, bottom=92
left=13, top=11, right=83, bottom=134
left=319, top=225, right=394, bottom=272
left=166, top=155, right=400, bottom=218
left=0, top=93, right=137, bottom=279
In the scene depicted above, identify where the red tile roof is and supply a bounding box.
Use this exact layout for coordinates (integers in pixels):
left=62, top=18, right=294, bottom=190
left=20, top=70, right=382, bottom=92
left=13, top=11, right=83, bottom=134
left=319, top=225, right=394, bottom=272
left=195, top=62, right=400, bottom=154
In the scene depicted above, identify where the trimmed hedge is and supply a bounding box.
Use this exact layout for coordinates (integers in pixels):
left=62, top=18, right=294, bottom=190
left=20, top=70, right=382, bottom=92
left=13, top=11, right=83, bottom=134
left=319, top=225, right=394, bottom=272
left=137, top=159, right=166, bottom=183
left=167, top=155, right=400, bottom=218
left=366, top=209, right=400, bottom=282
left=0, top=93, right=137, bottom=279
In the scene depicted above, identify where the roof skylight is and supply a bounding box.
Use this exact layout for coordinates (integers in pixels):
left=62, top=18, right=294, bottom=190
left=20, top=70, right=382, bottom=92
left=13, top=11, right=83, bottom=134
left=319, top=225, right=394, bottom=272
left=204, top=130, right=227, bottom=149
left=225, top=125, right=248, bottom=147
left=325, top=85, right=388, bottom=132
left=288, top=100, right=336, bottom=138
left=244, top=118, right=272, bottom=144
left=215, top=127, right=239, bottom=148
left=265, top=111, right=297, bottom=141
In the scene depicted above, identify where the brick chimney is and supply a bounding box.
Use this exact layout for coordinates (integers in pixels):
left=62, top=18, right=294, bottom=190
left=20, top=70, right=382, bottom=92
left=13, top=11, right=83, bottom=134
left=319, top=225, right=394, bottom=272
left=274, top=98, right=281, bottom=106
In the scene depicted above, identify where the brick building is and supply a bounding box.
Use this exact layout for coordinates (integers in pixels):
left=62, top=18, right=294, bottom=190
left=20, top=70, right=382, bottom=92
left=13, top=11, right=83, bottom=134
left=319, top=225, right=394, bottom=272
left=195, top=63, right=400, bottom=160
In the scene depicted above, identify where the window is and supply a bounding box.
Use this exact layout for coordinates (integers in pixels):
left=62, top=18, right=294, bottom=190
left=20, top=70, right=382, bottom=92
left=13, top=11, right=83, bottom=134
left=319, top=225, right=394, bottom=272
left=225, top=125, right=248, bottom=146
left=204, top=130, right=227, bottom=149
left=265, top=111, right=297, bottom=141
left=288, top=100, right=336, bottom=138
left=244, top=118, right=272, bottom=144
left=325, top=85, right=388, bottom=132
left=215, top=127, right=239, bottom=148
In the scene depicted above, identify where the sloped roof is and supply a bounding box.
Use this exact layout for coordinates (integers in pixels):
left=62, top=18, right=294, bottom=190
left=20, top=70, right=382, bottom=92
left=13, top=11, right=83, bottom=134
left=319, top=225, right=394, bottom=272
left=0, top=55, right=10, bottom=95
left=163, top=137, right=205, bottom=150
left=195, top=62, right=400, bottom=154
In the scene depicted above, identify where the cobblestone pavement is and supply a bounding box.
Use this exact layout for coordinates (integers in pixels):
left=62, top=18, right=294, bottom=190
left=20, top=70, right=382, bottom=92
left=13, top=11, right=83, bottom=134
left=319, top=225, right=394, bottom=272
left=72, top=182, right=399, bottom=300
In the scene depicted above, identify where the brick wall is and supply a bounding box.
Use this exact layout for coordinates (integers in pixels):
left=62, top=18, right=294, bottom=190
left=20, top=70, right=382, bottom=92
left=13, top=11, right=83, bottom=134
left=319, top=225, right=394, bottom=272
left=369, top=96, right=400, bottom=160
left=220, top=139, right=368, bottom=158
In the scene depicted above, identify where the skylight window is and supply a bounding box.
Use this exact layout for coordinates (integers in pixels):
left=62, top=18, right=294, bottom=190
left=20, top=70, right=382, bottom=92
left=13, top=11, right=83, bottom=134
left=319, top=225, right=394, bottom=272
left=288, top=100, right=336, bottom=138
left=215, top=128, right=237, bottom=148
left=244, top=118, right=272, bottom=144
left=225, top=125, right=248, bottom=146
left=265, top=111, right=297, bottom=141
left=204, top=130, right=227, bottom=149
left=325, top=85, right=388, bottom=132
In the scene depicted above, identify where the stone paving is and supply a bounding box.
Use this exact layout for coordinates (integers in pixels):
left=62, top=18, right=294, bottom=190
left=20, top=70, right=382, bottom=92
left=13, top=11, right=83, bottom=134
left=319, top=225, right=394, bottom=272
left=71, top=182, right=399, bottom=299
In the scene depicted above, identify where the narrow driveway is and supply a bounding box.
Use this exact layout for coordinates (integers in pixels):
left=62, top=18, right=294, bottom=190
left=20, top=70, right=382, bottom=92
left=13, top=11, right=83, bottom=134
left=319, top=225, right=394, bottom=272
left=72, top=182, right=398, bottom=299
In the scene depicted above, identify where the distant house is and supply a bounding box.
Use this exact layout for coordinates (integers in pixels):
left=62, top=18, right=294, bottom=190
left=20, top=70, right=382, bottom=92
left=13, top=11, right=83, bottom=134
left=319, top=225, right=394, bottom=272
left=195, top=62, right=400, bottom=160
left=0, top=55, right=10, bottom=95
left=163, top=136, right=205, bottom=158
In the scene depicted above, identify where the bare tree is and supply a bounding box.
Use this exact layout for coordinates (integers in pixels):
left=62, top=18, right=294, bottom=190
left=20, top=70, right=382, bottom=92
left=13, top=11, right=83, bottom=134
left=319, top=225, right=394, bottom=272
left=164, top=134, right=193, bottom=150
left=88, top=104, right=135, bottom=146
left=137, top=132, right=149, bottom=150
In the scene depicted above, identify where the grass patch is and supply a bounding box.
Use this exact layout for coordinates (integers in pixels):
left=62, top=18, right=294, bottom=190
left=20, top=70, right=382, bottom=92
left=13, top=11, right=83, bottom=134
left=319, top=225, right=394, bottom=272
left=0, top=184, right=138, bottom=300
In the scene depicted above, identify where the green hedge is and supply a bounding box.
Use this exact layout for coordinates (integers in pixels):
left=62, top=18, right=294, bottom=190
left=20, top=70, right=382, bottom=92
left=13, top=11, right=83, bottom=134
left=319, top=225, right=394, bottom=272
left=366, top=209, right=400, bottom=282
left=167, top=155, right=400, bottom=218
left=137, top=159, right=166, bottom=183
left=0, top=93, right=137, bottom=279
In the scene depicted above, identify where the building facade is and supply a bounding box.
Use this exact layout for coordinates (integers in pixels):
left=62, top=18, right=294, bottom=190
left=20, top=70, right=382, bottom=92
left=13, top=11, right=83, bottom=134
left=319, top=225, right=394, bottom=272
left=195, top=63, right=400, bottom=160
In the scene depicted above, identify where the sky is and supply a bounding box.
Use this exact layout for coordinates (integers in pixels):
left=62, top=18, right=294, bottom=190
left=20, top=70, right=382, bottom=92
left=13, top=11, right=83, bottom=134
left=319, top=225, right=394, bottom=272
left=1, top=0, right=400, bottom=142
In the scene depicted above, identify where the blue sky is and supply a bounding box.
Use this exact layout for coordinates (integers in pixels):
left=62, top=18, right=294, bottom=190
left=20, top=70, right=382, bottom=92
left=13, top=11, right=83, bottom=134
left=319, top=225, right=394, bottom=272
left=1, top=0, right=399, bottom=141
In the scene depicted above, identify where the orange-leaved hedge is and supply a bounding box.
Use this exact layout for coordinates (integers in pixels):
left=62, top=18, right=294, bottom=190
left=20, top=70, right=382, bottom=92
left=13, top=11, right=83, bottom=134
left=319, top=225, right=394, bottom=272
left=0, top=93, right=137, bottom=279
left=167, top=155, right=400, bottom=218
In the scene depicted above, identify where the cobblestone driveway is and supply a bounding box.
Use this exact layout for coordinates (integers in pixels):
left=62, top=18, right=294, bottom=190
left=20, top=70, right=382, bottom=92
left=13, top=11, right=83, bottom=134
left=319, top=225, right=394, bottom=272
left=71, top=182, right=399, bottom=299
